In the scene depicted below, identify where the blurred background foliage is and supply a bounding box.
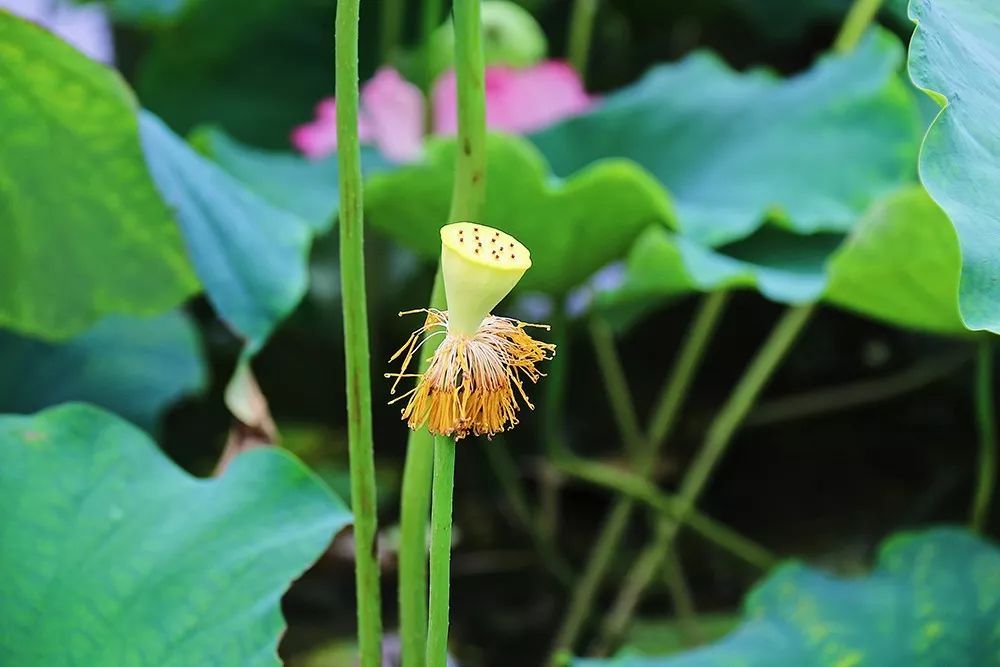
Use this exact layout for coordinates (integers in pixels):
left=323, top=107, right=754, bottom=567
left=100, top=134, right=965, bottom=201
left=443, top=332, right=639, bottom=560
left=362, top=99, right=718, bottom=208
left=2, top=0, right=997, bottom=665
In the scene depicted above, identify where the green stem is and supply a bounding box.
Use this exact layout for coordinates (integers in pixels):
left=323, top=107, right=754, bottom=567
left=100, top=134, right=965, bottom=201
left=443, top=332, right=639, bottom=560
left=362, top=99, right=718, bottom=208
left=335, top=0, right=382, bottom=664
left=398, top=272, right=446, bottom=667
left=547, top=292, right=727, bottom=661
left=972, top=338, right=996, bottom=532
left=421, top=0, right=445, bottom=45
left=645, top=292, right=730, bottom=459
left=420, top=0, right=446, bottom=91
left=421, top=2, right=487, bottom=664
left=555, top=457, right=777, bottom=570
left=380, top=0, right=405, bottom=61
left=548, top=499, right=633, bottom=665
left=662, top=550, right=702, bottom=646
left=589, top=316, right=644, bottom=460
left=426, top=437, right=457, bottom=667
left=448, top=0, right=487, bottom=222
left=593, top=304, right=815, bottom=655
left=540, top=306, right=570, bottom=542
left=567, top=0, right=598, bottom=80
left=747, top=347, right=971, bottom=428
left=832, top=0, right=882, bottom=54
left=484, top=438, right=575, bottom=585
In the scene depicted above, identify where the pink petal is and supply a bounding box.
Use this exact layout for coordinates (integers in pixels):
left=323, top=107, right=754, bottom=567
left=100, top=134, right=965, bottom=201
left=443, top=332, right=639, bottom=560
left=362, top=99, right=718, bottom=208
left=291, top=98, right=340, bottom=159
left=291, top=70, right=425, bottom=162
left=432, top=60, right=595, bottom=136
left=360, top=67, right=426, bottom=163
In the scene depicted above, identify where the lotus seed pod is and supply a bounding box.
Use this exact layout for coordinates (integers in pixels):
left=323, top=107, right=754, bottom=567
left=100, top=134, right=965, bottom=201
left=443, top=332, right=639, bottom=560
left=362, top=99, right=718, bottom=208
left=440, top=222, right=531, bottom=335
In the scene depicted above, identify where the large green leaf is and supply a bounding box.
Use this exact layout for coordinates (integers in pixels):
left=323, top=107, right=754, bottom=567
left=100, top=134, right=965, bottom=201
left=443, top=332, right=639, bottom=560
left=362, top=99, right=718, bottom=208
left=908, top=0, right=1000, bottom=333
left=0, top=311, right=206, bottom=430
left=192, top=126, right=391, bottom=233
left=825, top=186, right=966, bottom=336
left=577, top=528, right=1000, bottom=667
left=532, top=29, right=921, bottom=246
left=365, top=133, right=675, bottom=295
left=192, top=127, right=340, bottom=232
left=0, top=403, right=348, bottom=666
left=140, top=111, right=312, bottom=352
left=0, top=11, right=198, bottom=340
left=597, top=226, right=837, bottom=316
left=599, top=187, right=968, bottom=338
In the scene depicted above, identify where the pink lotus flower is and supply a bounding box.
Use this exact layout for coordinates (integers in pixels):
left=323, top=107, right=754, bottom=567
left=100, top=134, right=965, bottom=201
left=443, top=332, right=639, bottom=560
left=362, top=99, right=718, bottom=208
left=291, top=61, right=594, bottom=162
left=292, top=68, right=425, bottom=163
left=432, top=61, right=594, bottom=135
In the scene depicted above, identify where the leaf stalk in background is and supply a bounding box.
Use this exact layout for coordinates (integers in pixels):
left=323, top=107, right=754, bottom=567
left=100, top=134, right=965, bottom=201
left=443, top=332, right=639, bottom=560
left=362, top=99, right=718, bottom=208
left=834, top=0, right=882, bottom=54
left=591, top=304, right=814, bottom=655
left=548, top=291, right=728, bottom=661
left=972, top=338, right=996, bottom=532
left=381, top=0, right=405, bottom=61
left=335, top=0, right=383, bottom=663
left=568, top=0, right=598, bottom=81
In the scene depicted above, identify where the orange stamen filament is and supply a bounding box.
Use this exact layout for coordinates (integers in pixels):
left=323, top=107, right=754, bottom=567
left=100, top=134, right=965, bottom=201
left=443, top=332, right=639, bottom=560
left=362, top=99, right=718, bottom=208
left=385, top=309, right=555, bottom=440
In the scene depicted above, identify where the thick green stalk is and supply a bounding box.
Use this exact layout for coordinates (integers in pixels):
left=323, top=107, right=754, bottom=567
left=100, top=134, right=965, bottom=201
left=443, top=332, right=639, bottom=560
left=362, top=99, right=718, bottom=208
left=399, top=272, right=446, bottom=667
left=426, top=437, right=457, bottom=667
left=421, top=2, right=487, bottom=665
left=972, top=338, right=996, bottom=532
left=548, top=292, right=727, bottom=661
left=448, top=0, right=487, bottom=222
left=567, top=0, right=598, bottom=80
left=833, top=0, right=881, bottom=54
left=592, top=305, right=814, bottom=655
left=335, top=0, right=382, bottom=664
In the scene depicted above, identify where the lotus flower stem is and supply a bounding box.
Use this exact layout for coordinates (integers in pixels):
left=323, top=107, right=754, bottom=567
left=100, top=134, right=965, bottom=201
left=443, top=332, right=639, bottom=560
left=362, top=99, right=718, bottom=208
left=426, top=435, right=456, bottom=667
left=972, top=338, right=996, bottom=533
left=448, top=0, right=487, bottom=223
left=425, top=1, right=487, bottom=665
left=335, top=0, right=382, bottom=664
left=398, top=271, right=445, bottom=667
left=833, top=0, right=882, bottom=54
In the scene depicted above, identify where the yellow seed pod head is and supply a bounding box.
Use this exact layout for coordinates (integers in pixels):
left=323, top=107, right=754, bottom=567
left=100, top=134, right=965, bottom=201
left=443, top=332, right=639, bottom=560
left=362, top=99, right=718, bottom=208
left=440, top=222, right=531, bottom=335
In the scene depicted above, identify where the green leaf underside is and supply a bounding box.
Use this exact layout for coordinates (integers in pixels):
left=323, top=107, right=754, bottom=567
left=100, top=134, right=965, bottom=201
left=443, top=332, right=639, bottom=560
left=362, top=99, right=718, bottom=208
left=0, top=404, right=349, bottom=666
left=193, top=126, right=391, bottom=233
left=0, top=311, right=206, bottom=430
left=577, top=528, right=1000, bottom=667
left=532, top=28, right=921, bottom=247
left=140, top=111, right=312, bottom=352
left=598, top=186, right=966, bottom=337
left=597, top=226, right=837, bottom=317
left=825, top=186, right=965, bottom=335
left=908, top=0, right=1000, bottom=333
left=0, top=12, right=198, bottom=340
left=366, top=133, right=676, bottom=295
